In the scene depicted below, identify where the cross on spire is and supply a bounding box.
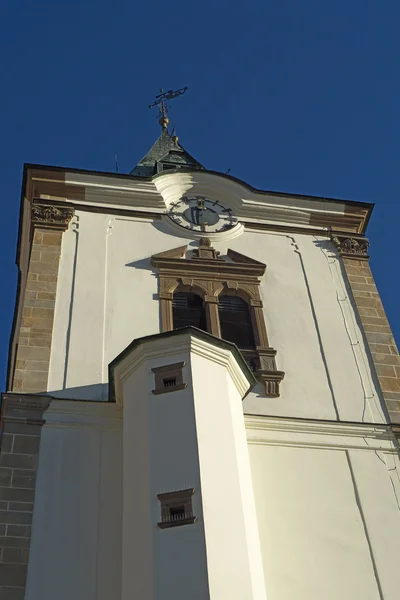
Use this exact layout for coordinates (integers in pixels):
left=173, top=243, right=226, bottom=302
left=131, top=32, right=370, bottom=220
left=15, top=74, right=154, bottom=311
left=149, top=87, right=188, bottom=130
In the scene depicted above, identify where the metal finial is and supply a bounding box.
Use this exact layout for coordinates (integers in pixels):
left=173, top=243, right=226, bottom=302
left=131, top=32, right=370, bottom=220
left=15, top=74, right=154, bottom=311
left=149, top=87, right=188, bottom=131
left=171, top=127, right=179, bottom=147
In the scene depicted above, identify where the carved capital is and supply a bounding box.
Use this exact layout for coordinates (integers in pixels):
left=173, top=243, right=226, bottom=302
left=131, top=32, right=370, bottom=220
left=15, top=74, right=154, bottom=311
left=332, top=235, right=369, bottom=260
left=31, top=202, right=74, bottom=231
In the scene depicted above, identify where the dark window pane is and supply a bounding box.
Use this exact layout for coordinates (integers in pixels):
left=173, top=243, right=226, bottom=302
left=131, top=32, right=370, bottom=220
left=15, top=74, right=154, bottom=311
left=172, top=292, right=207, bottom=332
left=218, top=295, right=255, bottom=350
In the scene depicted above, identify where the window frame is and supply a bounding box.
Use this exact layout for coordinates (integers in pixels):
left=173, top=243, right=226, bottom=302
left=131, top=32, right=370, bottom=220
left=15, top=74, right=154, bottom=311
left=218, top=293, right=257, bottom=350
left=152, top=240, right=285, bottom=397
left=157, top=488, right=196, bottom=529
left=172, top=289, right=208, bottom=332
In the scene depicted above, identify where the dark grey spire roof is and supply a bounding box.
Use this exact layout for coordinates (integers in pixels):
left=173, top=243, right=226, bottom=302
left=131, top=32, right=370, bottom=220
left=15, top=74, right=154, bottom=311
left=130, top=128, right=204, bottom=177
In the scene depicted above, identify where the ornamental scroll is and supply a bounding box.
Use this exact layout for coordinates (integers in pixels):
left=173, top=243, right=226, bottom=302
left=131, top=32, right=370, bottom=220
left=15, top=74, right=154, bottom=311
left=31, top=202, right=74, bottom=231
left=332, top=235, right=369, bottom=259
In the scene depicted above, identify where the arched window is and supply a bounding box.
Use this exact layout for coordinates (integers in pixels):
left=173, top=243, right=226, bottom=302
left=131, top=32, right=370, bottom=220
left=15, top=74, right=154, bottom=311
left=218, top=295, right=255, bottom=350
left=172, top=292, right=207, bottom=332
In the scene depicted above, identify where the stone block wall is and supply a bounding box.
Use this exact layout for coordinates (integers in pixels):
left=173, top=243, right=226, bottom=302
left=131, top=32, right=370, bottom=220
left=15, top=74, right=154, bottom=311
left=12, top=229, right=63, bottom=394
left=0, top=394, right=50, bottom=600
left=342, top=255, right=400, bottom=423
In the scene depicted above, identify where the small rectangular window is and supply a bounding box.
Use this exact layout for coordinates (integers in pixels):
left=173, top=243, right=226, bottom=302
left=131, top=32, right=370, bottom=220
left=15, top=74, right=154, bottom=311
left=170, top=505, right=185, bottom=518
left=152, top=362, right=187, bottom=395
left=163, top=377, right=177, bottom=388
left=157, top=489, right=196, bottom=529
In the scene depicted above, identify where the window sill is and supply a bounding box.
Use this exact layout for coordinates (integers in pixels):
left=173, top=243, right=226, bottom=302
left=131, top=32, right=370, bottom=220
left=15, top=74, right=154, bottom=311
left=152, top=383, right=188, bottom=395
left=157, top=516, right=197, bottom=529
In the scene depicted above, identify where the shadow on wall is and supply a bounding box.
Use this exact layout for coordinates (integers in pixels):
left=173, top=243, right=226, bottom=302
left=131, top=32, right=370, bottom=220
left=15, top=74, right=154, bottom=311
left=47, top=383, right=109, bottom=402
left=125, top=256, right=156, bottom=271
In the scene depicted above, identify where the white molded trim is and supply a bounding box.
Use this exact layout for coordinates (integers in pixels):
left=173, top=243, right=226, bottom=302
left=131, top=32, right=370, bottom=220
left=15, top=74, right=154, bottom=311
left=154, top=171, right=348, bottom=228
left=245, top=415, right=397, bottom=452
left=44, top=399, right=122, bottom=430
left=113, top=332, right=251, bottom=406
left=38, top=170, right=362, bottom=233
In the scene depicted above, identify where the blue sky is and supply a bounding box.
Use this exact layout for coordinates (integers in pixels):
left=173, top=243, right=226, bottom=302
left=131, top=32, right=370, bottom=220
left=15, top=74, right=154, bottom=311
left=0, top=0, right=399, bottom=390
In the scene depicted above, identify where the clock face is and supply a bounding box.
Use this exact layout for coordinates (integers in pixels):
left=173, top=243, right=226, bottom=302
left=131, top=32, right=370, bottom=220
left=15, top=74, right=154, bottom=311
left=168, top=196, right=237, bottom=233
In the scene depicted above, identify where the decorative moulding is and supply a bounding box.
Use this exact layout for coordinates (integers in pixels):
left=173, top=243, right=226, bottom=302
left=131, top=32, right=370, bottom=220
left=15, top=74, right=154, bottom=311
left=31, top=201, right=74, bottom=231
left=0, top=393, right=51, bottom=426
left=151, top=361, right=187, bottom=395
left=154, top=170, right=372, bottom=234
left=44, top=399, right=122, bottom=430
left=256, top=369, right=285, bottom=398
left=157, top=488, right=196, bottom=529
left=189, top=336, right=254, bottom=399
left=331, top=234, right=370, bottom=260
left=151, top=239, right=285, bottom=398
left=151, top=239, right=266, bottom=278
left=24, top=165, right=373, bottom=234
left=244, top=415, right=395, bottom=452
left=25, top=167, right=372, bottom=234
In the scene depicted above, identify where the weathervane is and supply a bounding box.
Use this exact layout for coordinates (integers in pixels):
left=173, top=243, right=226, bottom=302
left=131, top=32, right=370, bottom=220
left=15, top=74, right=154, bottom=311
left=149, top=87, right=188, bottom=130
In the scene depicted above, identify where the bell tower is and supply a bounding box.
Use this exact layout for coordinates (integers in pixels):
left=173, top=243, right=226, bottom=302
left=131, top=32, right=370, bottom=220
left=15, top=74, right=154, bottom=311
left=2, top=94, right=400, bottom=599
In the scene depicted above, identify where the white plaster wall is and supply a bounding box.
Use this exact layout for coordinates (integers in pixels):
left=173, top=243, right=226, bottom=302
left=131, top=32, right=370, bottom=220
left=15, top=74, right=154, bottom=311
left=25, top=401, right=122, bottom=600
left=227, top=230, right=384, bottom=423
left=247, top=417, right=400, bottom=600
left=118, top=333, right=266, bottom=600
left=121, top=351, right=211, bottom=600
left=48, top=208, right=385, bottom=423
left=190, top=351, right=266, bottom=600
left=49, top=213, right=186, bottom=400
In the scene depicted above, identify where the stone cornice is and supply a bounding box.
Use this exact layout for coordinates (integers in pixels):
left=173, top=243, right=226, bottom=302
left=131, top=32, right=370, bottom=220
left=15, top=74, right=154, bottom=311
left=151, top=253, right=266, bottom=279
left=151, top=240, right=266, bottom=278
left=1, top=392, right=51, bottom=425
left=24, top=165, right=372, bottom=235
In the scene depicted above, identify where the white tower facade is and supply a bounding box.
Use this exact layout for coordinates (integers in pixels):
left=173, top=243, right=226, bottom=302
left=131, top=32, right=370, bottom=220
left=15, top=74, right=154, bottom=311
left=1, top=124, right=400, bottom=599
left=114, top=329, right=266, bottom=600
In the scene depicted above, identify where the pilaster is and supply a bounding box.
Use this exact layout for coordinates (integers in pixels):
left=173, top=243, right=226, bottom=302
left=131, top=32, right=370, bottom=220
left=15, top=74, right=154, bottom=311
left=332, top=235, right=400, bottom=423
left=11, top=202, right=74, bottom=394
